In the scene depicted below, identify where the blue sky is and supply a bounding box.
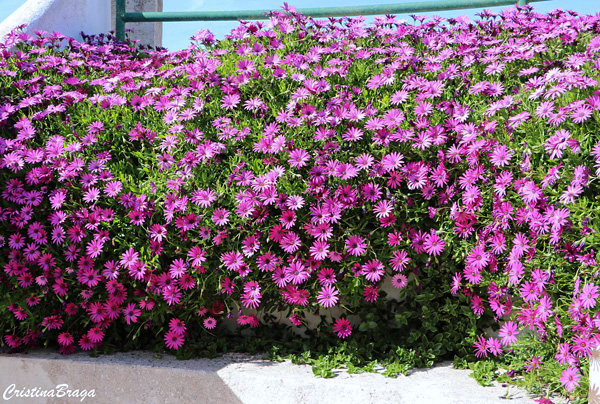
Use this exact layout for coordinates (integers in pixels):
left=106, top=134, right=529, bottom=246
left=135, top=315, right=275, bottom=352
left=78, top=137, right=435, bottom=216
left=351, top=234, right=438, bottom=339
left=2, top=0, right=600, bottom=50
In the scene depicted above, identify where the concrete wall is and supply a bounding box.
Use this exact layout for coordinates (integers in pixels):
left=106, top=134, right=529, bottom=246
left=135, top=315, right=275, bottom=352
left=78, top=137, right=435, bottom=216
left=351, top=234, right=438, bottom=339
left=111, top=0, right=163, bottom=48
left=0, top=0, right=110, bottom=43
left=0, top=0, right=162, bottom=48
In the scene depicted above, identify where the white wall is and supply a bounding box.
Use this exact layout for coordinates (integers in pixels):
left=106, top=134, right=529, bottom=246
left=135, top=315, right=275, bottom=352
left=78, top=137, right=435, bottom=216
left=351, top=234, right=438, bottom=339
left=0, top=0, right=111, bottom=43
left=591, top=346, right=600, bottom=404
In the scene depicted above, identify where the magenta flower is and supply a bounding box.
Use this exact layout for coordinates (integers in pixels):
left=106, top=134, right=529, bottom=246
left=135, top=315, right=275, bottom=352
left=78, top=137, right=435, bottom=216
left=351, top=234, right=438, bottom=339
left=361, top=259, right=385, bottom=283
left=559, top=367, right=581, bottom=392
left=164, top=330, right=185, bottom=350
left=333, top=318, right=352, bottom=339
left=423, top=231, right=445, bottom=257
left=498, top=321, right=519, bottom=347
left=579, top=283, right=599, bottom=309
left=345, top=235, right=367, bottom=257
left=203, top=317, right=217, bottom=329
left=317, top=285, right=339, bottom=308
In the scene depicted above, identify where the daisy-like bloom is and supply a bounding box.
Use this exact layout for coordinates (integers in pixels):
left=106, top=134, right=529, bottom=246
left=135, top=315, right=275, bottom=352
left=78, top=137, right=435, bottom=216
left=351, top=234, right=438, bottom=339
left=162, top=285, right=182, bottom=306
left=498, top=321, right=519, bottom=347
left=288, top=148, right=310, bottom=168
left=221, top=251, right=245, bottom=271
left=380, top=152, right=404, bottom=172
left=355, top=153, right=374, bottom=170
left=128, top=260, right=147, bottom=280
left=387, top=231, right=402, bottom=247
left=169, top=318, right=187, bottom=335
left=191, top=188, right=217, bottom=207
left=203, top=317, right=217, bottom=329
left=103, top=180, right=122, bottom=197
left=451, top=272, right=462, bottom=295
left=271, top=267, right=290, bottom=288
left=309, top=240, right=330, bottom=261
left=79, top=335, right=95, bottom=351
left=391, top=274, right=408, bottom=289
left=317, top=285, right=339, bottom=308
left=423, top=231, right=445, bottom=257
left=120, top=248, right=139, bottom=270
left=345, top=235, right=367, bottom=257
left=286, top=261, right=310, bottom=285
left=570, top=104, right=592, bottom=123
left=363, top=285, right=379, bottom=302
left=317, top=267, right=336, bottom=286
left=169, top=258, right=187, bottom=279
left=473, top=335, right=488, bottom=358
left=361, top=259, right=385, bottom=282
left=57, top=332, right=74, bottom=347
left=361, top=182, right=382, bottom=202
left=373, top=199, right=394, bottom=219
left=487, top=337, right=502, bottom=357
left=85, top=238, right=104, bottom=259
left=414, top=100, right=433, bottom=117
left=280, top=232, right=302, bottom=253
left=389, top=249, right=410, bottom=272
left=280, top=210, right=296, bottom=229
left=390, top=89, right=409, bottom=105
left=123, top=303, right=141, bottom=325
left=560, top=367, right=581, bottom=392
left=559, top=182, right=583, bottom=205
left=342, top=127, right=364, bottom=142
left=87, top=327, right=105, bottom=343
left=188, top=246, right=207, bottom=267
left=579, top=283, right=599, bottom=309
left=466, top=245, right=489, bottom=271
left=333, top=317, right=352, bottom=339
left=571, top=334, right=593, bottom=358
left=212, top=208, right=230, bottom=226
left=489, top=144, right=513, bottom=167
left=256, top=251, right=280, bottom=272
left=221, top=93, right=240, bottom=110
left=164, top=330, right=185, bottom=350
left=286, top=195, right=305, bottom=211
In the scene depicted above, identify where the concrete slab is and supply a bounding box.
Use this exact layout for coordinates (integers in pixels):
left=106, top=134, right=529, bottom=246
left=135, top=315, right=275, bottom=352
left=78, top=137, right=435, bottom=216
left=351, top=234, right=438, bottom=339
left=0, top=351, right=566, bottom=404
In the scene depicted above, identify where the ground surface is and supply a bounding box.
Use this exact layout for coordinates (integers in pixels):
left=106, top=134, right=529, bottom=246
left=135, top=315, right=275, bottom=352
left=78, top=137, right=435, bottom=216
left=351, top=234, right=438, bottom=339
left=0, top=350, right=566, bottom=404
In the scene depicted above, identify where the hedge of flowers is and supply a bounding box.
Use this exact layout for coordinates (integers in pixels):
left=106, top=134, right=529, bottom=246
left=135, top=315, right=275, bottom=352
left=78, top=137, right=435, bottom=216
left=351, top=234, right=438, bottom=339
left=1, top=3, right=599, bottom=400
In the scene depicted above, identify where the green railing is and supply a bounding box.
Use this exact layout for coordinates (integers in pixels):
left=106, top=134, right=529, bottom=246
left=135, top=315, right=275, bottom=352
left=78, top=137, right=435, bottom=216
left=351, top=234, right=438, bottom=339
left=115, top=0, right=544, bottom=42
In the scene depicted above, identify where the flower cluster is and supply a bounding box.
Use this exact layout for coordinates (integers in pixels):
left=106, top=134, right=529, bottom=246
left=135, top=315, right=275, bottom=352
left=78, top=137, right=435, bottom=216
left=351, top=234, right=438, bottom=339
left=0, top=5, right=599, bottom=397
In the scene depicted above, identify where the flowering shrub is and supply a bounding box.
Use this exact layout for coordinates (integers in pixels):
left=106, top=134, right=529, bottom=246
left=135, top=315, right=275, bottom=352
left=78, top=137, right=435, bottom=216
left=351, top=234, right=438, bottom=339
left=1, top=4, right=600, bottom=400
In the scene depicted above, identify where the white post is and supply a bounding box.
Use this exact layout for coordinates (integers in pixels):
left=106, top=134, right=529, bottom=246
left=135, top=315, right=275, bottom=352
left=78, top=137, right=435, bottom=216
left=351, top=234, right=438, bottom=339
left=0, top=0, right=111, bottom=43
left=591, top=346, right=600, bottom=404
left=111, top=0, right=163, bottom=48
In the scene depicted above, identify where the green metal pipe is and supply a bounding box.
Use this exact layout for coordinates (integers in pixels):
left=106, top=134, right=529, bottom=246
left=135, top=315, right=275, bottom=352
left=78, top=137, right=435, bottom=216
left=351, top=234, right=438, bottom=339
left=115, top=0, right=545, bottom=41
left=122, top=0, right=545, bottom=23
left=116, top=0, right=126, bottom=41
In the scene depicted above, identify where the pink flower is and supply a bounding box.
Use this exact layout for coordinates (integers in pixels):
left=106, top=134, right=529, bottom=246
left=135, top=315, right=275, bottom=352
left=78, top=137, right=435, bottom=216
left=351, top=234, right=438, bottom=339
left=120, top=248, right=139, bottom=270
left=123, top=303, right=141, bottom=325
left=361, top=259, right=385, bottom=282
left=391, top=274, right=408, bottom=289
left=164, top=330, right=185, bottom=350
left=57, top=332, right=74, bottom=347
left=423, top=231, right=445, bottom=256
left=579, top=283, right=598, bottom=309
left=473, top=335, right=488, bottom=358
left=345, top=235, right=367, bottom=257
left=559, top=367, right=581, bottom=392
left=212, top=208, right=230, bottom=226
left=317, top=285, right=339, bottom=308
left=203, top=317, right=217, bottom=329
left=309, top=240, right=330, bottom=261
left=169, top=318, right=187, bottom=335
left=498, top=321, right=519, bottom=347
left=333, top=318, right=352, bottom=339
